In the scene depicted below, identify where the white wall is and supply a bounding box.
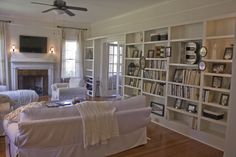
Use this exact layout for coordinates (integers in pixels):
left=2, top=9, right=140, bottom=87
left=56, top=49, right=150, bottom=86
left=90, top=0, right=236, bottom=37
left=0, top=15, right=90, bottom=86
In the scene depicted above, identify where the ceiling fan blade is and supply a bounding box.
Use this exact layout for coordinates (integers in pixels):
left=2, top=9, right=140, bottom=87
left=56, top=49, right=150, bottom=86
left=66, top=6, right=88, bottom=11
left=64, top=9, right=75, bottom=16
left=42, top=8, right=57, bottom=13
left=31, top=2, right=54, bottom=6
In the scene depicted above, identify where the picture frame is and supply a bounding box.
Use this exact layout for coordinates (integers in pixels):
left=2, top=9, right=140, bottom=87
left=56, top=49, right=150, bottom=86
left=212, top=76, right=223, bottom=88
left=173, top=69, right=183, bottom=83
left=165, top=46, right=172, bottom=57
left=212, top=63, right=225, bottom=73
left=199, top=46, right=208, bottom=57
left=186, top=104, right=197, bottom=113
left=223, top=47, right=233, bottom=60
left=147, top=50, right=155, bottom=58
left=132, top=50, right=139, bottom=58
left=220, top=94, right=229, bottom=106
left=198, top=61, right=206, bottom=71
left=139, top=56, right=146, bottom=70
left=174, top=99, right=183, bottom=109
left=150, top=102, right=165, bottom=117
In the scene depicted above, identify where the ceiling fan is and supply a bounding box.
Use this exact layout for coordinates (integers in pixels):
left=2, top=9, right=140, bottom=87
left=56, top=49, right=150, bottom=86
left=31, top=0, right=88, bottom=16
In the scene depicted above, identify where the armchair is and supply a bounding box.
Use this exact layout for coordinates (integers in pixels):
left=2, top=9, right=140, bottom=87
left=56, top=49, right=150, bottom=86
left=51, top=77, right=87, bottom=101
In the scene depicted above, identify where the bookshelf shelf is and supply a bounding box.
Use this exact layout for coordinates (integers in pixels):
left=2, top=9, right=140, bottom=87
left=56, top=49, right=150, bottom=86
left=167, top=107, right=198, bottom=117
left=203, top=72, right=232, bottom=78
left=125, top=58, right=140, bottom=60
left=125, top=42, right=143, bottom=46
left=206, top=34, right=234, bottom=40
left=168, top=81, right=200, bottom=89
left=202, top=102, right=229, bottom=110
left=85, top=59, right=93, bottom=62
left=170, top=37, right=202, bottom=42
left=144, top=40, right=168, bottom=44
left=124, top=75, right=141, bottom=79
left=144, top=68, right=166, bottom=72
left=145, top=58, right=167, bottom=61
left=85, top=46, right=93, bottom=49
left=142, top=92, right=165, bottom=99
left=124, top=85, right=141, bottom=90
left=86, top=69, right=93, bottom=72
left=169, top=63, right=198, bottom=68
left=203, top=87, right=230, bottom=93
left=201, top=117, right=227, bottom=126
left=203, top=59, right=232, bottom=63
left=143, top=78, right=166, bottom=83
left=167, top=95, right=199, bottom=103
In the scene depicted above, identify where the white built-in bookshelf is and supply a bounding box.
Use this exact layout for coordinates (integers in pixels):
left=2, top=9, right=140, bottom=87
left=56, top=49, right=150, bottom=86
left=123, top=16, right=235, bottom=150
left=84, top=39, right=95, bottom=96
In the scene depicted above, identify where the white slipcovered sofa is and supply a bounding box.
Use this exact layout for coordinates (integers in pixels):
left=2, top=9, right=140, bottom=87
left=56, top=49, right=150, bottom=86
left=3, top=96, right=151, bottom=157
left=51, top=77, right=87, bottom=101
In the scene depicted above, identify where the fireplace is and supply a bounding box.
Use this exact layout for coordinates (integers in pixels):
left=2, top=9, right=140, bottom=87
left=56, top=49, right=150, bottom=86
left=11, top=59, right=55, bottom=95
left=18, top=70, right=48, bottom=96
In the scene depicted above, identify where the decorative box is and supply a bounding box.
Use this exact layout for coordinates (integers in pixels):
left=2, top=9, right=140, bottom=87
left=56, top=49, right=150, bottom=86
left=203, top=109, right=224, bottom=120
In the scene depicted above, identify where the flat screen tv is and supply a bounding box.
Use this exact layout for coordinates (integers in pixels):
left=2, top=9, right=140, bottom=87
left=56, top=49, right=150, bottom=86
left=20, top=35, right=47, bottom=53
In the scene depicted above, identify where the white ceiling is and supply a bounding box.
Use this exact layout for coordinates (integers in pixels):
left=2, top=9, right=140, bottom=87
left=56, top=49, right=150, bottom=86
left=0, top=0, right=168, bottom=23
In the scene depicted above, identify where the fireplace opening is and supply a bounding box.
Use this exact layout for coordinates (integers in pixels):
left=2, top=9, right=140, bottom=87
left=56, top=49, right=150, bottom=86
left=18, top=70, right=48, bottom=96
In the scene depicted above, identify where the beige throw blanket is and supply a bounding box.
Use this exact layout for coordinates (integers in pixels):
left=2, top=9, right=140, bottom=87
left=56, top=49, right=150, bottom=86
left=77, top=101, right=119, bottom=148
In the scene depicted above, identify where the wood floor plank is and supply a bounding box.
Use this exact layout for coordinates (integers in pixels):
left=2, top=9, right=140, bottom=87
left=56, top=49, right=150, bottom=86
left=0, top=123, right=223, bottom=157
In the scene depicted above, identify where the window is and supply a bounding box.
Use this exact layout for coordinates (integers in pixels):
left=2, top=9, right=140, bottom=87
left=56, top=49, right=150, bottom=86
left=62, top=40, right=77, bottom=78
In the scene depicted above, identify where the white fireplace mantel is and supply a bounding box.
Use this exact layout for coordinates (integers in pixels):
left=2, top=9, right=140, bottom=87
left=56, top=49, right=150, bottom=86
left=11, top=58, right=55, bottom=95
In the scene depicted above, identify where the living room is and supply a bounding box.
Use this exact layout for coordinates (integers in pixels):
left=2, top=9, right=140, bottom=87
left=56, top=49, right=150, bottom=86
left=0, top=0, right=236, bottom=157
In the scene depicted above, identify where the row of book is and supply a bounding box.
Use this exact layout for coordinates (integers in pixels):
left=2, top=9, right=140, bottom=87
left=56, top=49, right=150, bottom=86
left=168, top=84, right=199, bottom=100
left=146, top=60, right=167, bottom=70
left=143, top=82, right=166, bottom=96
left=128, top=78, right=141, bottom=88
left=143, top=70, right=166, bottom=81
left=173, top=69, right=200, bottom=86
left=126, top=46, right=142, bottom=58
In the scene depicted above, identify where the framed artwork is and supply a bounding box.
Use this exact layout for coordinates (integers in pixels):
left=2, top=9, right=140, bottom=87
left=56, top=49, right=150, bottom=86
left=212, top=64, right=225, bottom=73
left=212, top=76, right=223, bottom=88
left=147, top=50, right=155, bottom=58
left=223, top=47, right=233, bottom=60
left=150, top=102, right=165, bottom=117
left=173, top=69, right=183, bottom=83
left=174, top=99, right=183, bottom=109
left=139, top=56, right=146, bottom=70
left=220, top=94, right=229, bottom=106
left=165, top=46, right=172, bottom=57
left=186, top=104, right=197, bottom=113
left=133, top=50, right=139, bottom=58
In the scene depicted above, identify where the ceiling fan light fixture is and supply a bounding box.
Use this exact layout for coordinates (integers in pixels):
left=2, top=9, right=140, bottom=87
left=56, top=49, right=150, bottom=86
left=53, top=9, right=64, bottom=15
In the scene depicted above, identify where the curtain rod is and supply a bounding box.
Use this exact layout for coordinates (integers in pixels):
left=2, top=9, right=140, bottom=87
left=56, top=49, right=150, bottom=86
left=57, top=26, right=87, bottom=31
left=0, top=20, right=11, bottom=23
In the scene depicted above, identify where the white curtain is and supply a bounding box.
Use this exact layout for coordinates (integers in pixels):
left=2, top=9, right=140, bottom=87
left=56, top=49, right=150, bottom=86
left=75, top=30, right=84, bottom=79
left=60, top=29, right=66, bottom=79
left=60, top=29, right=84, bottom=79
left=0, top=22, right=8, bottom=87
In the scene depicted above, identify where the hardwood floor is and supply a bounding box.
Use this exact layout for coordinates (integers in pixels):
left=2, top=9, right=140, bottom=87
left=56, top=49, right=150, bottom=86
left=0, top=123, right=223, bottom=157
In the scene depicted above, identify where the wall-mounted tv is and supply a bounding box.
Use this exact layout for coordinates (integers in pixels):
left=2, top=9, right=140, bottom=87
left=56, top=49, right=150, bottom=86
left=20, top=35, right=47, bottom=53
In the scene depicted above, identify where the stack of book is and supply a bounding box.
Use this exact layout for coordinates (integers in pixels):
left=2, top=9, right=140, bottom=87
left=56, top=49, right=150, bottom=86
left=128, top=79, right=141, bottom=88
left=143, top=82, right=166, bottom=96
left=146, top=60, right=167, bottom=69
left=169, top=84, right=199, bottom=100
left=143, top=70, right=166, bottom=80
left=173, top=69, right=200, bottom=85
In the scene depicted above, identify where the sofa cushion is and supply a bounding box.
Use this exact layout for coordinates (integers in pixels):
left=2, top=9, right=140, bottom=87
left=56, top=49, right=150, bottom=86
left=20, top=105, right=80, bottom=122
left=114, top=95, right=147, bottom=111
